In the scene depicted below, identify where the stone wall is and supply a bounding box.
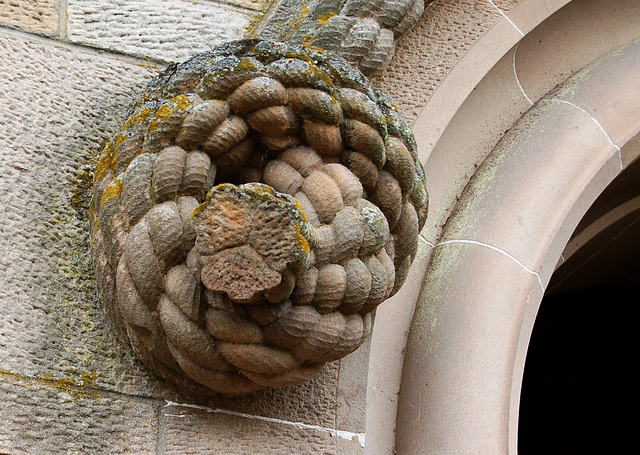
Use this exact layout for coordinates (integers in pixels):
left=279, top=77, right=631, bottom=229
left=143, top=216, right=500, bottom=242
left=0, top=1, right=367, bottom=453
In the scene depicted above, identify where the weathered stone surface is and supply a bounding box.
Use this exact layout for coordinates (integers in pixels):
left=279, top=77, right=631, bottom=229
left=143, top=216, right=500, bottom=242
left=66, top=0, right=253, bottom=62
left=372, top=0, right=504, bottom=122
left=490, top=0, right=522, bottom=12
left=194, top=183, right=311, bottom=303
left=195, top=359, right=342, bottom=428
left=163, top=400, right=363, bottom=455
left=0, top=0, right=59, bottom=35
left=223, top=0, right=266, bottom=11
left=0, top=33, right=368, bottom=437
left=0, top=0, right=427, bottom=452
left=0, top=375, right=158, bottom=454
left=256, top=0, right=429, bottom=75
left=90, top=39, right=427, bottom=395
left=0, top=31, right=162, bottom=394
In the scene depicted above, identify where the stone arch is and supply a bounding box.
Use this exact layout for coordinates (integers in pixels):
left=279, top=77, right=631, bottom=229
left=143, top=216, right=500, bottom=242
left=365, top=0, right=640, bottom=453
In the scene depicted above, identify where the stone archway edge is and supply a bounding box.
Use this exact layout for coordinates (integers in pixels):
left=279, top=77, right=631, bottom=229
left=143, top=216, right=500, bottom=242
left=438, top=39, right=640, bottom=283
left=395, top=38, right=640, bottom=454
left=561, top=193, right=640, bottom=264
left=411, top=0, right=573, bottom=162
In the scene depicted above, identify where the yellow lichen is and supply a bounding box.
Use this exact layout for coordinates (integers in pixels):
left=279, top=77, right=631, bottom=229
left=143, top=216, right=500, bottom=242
left=244, top=0, right=282, bottom=39
left=316, top=11, right=337, bottom=25
left=0, top=369, right=100, bottom=400
left=236, top=57, right=263, bottom=72
left=296, top=223, right=311, bottom=254
left=93, top=135, right=119, bottom=181
left=110, top=106, right=155, bottom=167
left=99, top=177, right=123, bottom=209
left=288, top=3, right=311, bottom=33
left=148, top=94, right=192, bottom=130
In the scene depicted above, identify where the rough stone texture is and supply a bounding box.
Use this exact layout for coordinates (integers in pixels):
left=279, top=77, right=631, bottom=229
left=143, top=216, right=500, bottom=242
left=0, top=374, right=158, bottom=454
left=0, top=0, right=59, bottom=36
left=257, top=0, right=430, bottom=75
left=371, top=0, right=504, bottom=122
left=223, top=0, right=267, bottom=11
left=0, top=29, right=372, bottom=455
left=90, top=39, right=427, bottom=395
left=163, top=402, right=363, bottom=455
left=0, top=0, right=423, bottom=451
left=334, top=335, right=369, bottom=431
left=66, top=0, right=254, bottom=62
left=491, top=0, right=522, bottom=12
left=164, top=347, right=366, bottom=433
left=195, top=359, right=339, bottom=428
left=0, top=31, right=166, bottom=396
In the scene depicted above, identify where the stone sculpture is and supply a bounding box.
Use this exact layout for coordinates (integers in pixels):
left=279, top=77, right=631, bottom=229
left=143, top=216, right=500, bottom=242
left=257, top=0, right=428, bottom=75
left=90, top=40, right=427, bottom=395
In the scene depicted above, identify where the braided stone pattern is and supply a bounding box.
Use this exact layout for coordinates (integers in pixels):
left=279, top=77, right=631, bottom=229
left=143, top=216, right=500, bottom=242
left=90, top=40, right=427, bottom=395
left=258, top=0, right=429, bottom=75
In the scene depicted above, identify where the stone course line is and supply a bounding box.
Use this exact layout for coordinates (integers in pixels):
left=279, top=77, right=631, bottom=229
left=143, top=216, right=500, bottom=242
left=513, top=41, right=534, bottom=106
left=0, top=368, right=165, bottom=408
left=59, top=0, right=69, bottom=40
left=487, top=0, right=525, bottom=37
left=90, top=40, right=428, bottom=395
left=417, top=235, right=544, bottom=290
left=548, top=98, right=623, bottom=169
left=163, top=400, right=366, bottom=447
left=418, top=234, right=435, bottom=248
left=0, top=24, right=167, bottom=67
left=435, top=239, right=545, bottom=290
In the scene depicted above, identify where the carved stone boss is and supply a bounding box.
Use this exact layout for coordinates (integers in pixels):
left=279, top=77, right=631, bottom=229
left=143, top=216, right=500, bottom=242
left=90, top=40, right=427, bottom=395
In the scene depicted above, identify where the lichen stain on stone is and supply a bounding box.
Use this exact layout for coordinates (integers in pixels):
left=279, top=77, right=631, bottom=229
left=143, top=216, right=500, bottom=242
left=286, top=2, right=311, bottom=35
left=245, top=0, right=283, bottom=39
left=0, top=369, right=100, bottom=400
left=71, top=166, right=94, bottom=214
left=406, top=243, right=458, bottom=350
left=99, top=177, right=123, bottom=209
left=38, top=143, right=115, bottom=386
left=108, top=105, right=156, bottom=168
left=316, top=11, right=337, bottom=25
left=68, top=166, right=100, bottom=294
left=147, top=95, right=193, bottom=132
left=90, top=40, right=428, bottom=395
left=94, top=141, right=115, bottom=183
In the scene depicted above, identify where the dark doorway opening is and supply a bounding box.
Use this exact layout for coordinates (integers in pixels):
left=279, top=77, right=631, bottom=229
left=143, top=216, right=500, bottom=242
left=519, top=147, right=640, bottom=453
left=518, top=283, right=638, bottom=454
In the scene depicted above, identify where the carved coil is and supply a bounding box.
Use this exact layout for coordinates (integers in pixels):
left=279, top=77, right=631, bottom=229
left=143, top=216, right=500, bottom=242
left=90, top=40, right=427, bottom=395
left=259, top=0, right=427, bottom=75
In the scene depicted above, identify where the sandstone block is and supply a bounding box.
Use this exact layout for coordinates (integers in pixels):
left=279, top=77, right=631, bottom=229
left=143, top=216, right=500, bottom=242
left=0, top=375, right=158, bottom=454
left=0, top=0, right=59, bottom=35
left=0, top=31, right=162, bottom=396
left=163, top=402, right=363, bottom=455
left=66, top=0, right=252, bottom=62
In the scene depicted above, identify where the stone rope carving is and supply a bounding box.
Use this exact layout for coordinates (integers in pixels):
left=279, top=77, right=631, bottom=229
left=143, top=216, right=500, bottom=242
left=90, top=40, right=427, bottom=395
left=256, top=0, right=430, bottom=75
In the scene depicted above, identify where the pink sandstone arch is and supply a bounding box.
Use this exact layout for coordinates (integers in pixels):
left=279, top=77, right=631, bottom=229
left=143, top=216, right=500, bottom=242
left=365, top=0, right=640, bottom=453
